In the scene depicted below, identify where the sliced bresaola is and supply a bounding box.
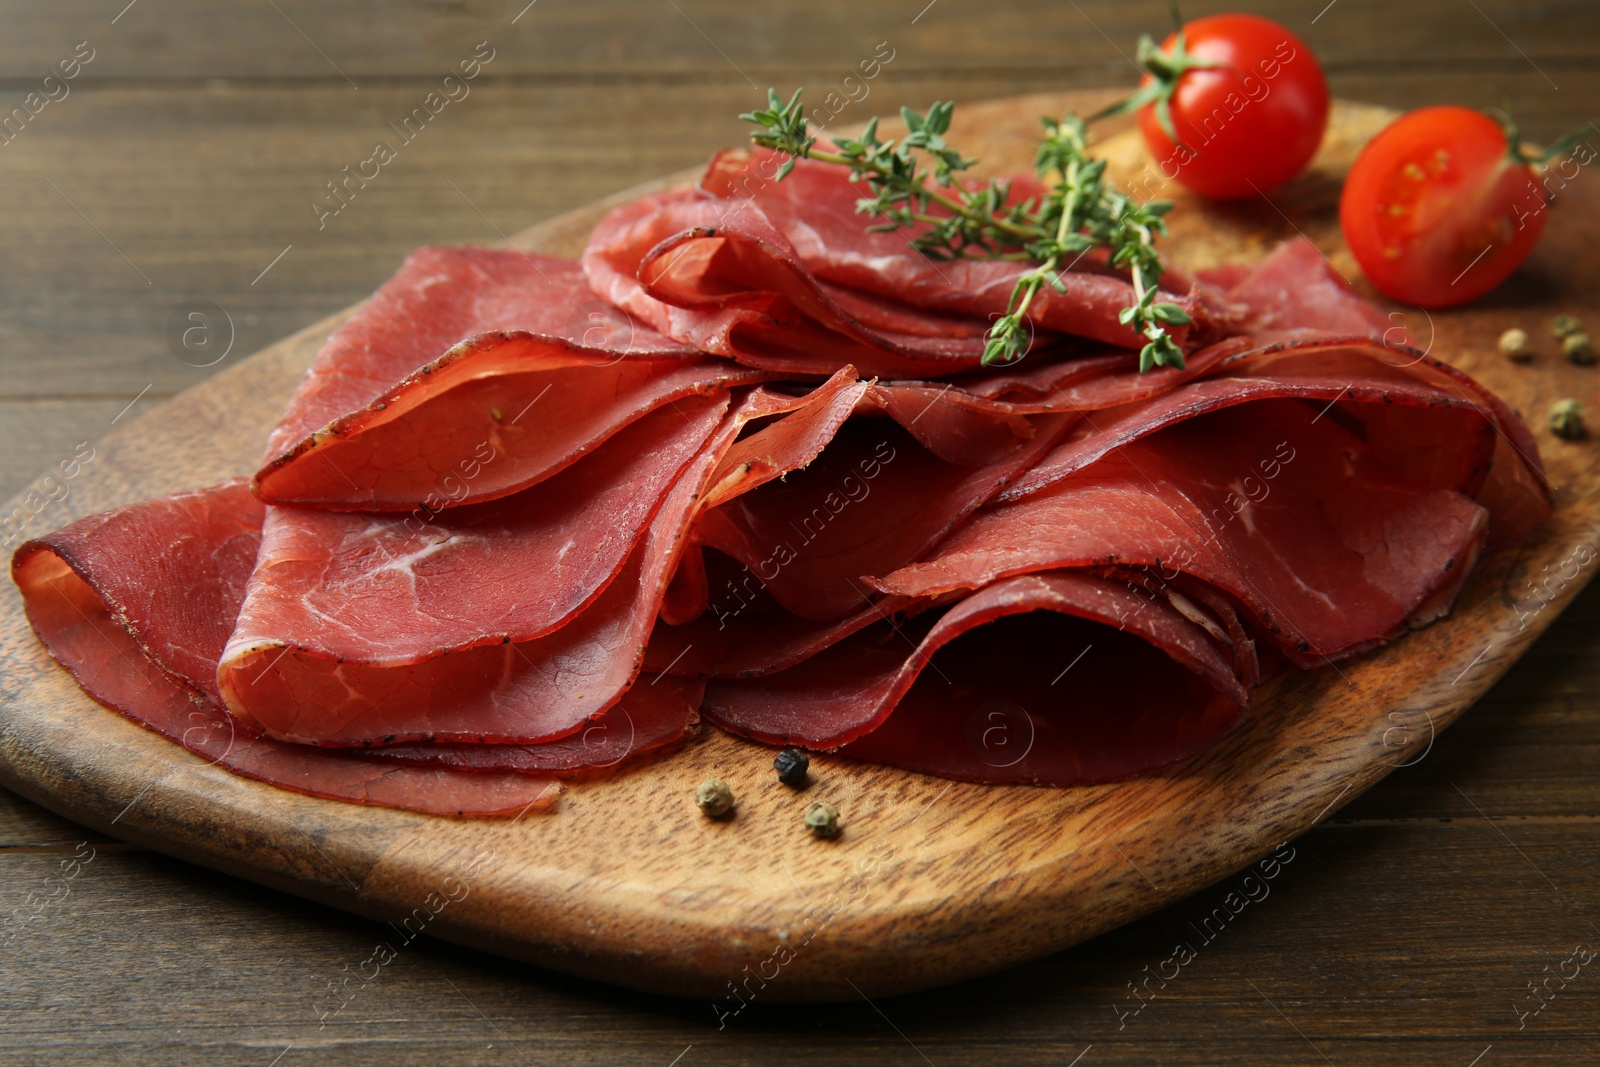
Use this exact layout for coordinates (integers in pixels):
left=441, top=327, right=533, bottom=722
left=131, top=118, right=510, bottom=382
left=584, top=186, right=1005, bottom=378
left=703, top=571, right=1250, bottom=785
left=220, top=395, right=729, bottom=745
left=871, top=335, right=1257, bottom=424
left=255, top=246, right=765, bottom=511
left=363, top=675, right=705, bottom=776
left=10, top=481, right=563, bottom=815
left=1209, top=238, right=1398, bottom=341
left=873, top=398, right=1494, bottom=665
left=646, top=546, right=922, bottom=679
left=230, top=397, right=725, bottom=669
left=660, top=368, right=868, bottom=625
left=688, top=389, right=1073, bottom=622
left=1000, top=336, right=1550, bottom=539
left=222, top=379, right=863, bottom=747
left=696, top=148, right=1233, bottom=352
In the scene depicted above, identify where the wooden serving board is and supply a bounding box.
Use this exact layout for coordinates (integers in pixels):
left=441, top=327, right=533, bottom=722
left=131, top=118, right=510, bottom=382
left=2, top=94, right=1597, bottom=1003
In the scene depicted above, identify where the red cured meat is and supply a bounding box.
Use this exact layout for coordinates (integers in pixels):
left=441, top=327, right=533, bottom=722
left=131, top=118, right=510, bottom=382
left=697, top=148, right=1228, bottom=351
left=703, top=571, right=1249, bottom=784
left=662, top=368, right=868, bottom=624
left=10, top=483, right=562, bottom=815
left=10, top=165, right=1558, bottom=803
left=873, top=399, right=1492, bottom=664
left=231, top=397, right=725, bottom=668
left=366, top=675, right=704, bottom=775
left=1215, top=238, right=1398, bottom=341
left=646, top=547, right=922, bottom=679
left=584, top=188, right=1000, bottom=378
left=222, top=398, right=727, bottom=745
left=221, top=380, right=860, bottom=747
left=256, top=246, right=764, bottom=510
left=690, top=403, right=1073, bottom=621
left=1000, top=336, right=1548, bottom=515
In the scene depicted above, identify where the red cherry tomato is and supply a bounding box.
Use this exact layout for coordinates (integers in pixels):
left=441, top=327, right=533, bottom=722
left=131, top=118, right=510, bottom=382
left=1340, top=106, right=1549, bottom=308
left=1135, top=14, right=1329, bottom=200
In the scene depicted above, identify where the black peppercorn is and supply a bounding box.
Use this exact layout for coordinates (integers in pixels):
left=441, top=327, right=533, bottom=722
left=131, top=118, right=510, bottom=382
left=773, top=747, right=809, bottom=787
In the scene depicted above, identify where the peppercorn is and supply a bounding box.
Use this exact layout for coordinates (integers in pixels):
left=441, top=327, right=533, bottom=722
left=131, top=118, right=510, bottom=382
left=695, top=777, right=734, bottom=818
left=804, top=801, right=841, bottom=839
left=1497, top=327, right=1532, bottom=363
left=1562, top=331, right=1596, bottom=366
left=1549, top=398, right=1585, bottom=441
left=1552, top=314, right=1582, bottom=339
left=773, top=747, right=810, bottom=787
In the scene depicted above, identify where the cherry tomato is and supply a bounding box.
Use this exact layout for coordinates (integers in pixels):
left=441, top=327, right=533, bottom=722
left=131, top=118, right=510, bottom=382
left=1135, top=14, right=1329, bottom=200
left=1340, top=106, right=1550, bottom=308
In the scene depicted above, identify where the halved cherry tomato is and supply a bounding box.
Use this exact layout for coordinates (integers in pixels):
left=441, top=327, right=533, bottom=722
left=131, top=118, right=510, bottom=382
left=1130, top=14, right=1330, bottom=200
left=1340, top=106, right=1553, bottom=308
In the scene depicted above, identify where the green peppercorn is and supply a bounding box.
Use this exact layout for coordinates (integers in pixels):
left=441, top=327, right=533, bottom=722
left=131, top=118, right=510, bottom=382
left=1552, top=314, right=1582, bottom=339
left=1549, top=398, right=1585, bottom=441
left=1498, top=327, right=1533, bottom=363
left=773, top=747, right=809, bottom=787
left=695, top=777, right=734, bottom=818
left=1562, top=331, right=1596, bottom=366
left=804, top=801, right=841, bottom=839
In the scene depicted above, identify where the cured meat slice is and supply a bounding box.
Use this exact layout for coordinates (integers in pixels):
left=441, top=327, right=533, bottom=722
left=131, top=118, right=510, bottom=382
left=1214, top=238, right=1397, bottom=340
left=223, top=378, right=864, bottom=747
left=697, top=148, right=1229, bottom=351
left=584, top=187, right=999, bottom=378
left=646, top=547, right=922, bottom=679
left=11, top=482, right=562, bottom=816
left=661, top=368, right=868, bottom=624
left=230, top=396, right=725, bottom=667
left=221, top=396, right=729, bottom=745
left=1001, top=336, right=1548, bottom=517
left=365, top=675, right=705, bottom=775
left=690, top=398, right=1073, bottom=621
left=703, top=571, right=1249, bottom=784
left=873, top=399, right=1492, bottom=664
left=935, top=338, right=1247, bottom=413
left=256, top=246, right=764, bottom=510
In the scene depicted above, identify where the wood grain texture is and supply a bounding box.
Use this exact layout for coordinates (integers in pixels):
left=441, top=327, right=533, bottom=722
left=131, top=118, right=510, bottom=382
left=2, top=93, right=1598, bottom=1009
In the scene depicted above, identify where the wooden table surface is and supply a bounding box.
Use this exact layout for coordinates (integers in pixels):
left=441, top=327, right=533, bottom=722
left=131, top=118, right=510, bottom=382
left=1, top=2, right=1596, bottom=1063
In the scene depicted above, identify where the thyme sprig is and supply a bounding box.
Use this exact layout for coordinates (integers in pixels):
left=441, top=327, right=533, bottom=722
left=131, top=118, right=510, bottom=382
left=740, top=88, right=1191, bottom=371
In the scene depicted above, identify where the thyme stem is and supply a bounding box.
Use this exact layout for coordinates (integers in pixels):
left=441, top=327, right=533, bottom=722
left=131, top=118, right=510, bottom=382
left=740, top=88, right=1192, bottom=371
left=802, top=147, right=1039, bottom=242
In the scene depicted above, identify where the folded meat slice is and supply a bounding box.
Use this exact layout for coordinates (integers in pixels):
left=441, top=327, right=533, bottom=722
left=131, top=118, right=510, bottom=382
left=232, top=396, right=726, bottom=668
left=221, top=395, right=728, bottom=745
left=688, top=387, right=1073, bottom=622
left=646, top=546, right=921, bottom=679
left=877, top=399, right=1497, bottom=663
left=697, top=148, right=1229, bottom=352
left=1001, top=336, right=1549, bottom=522
left=223, top=376, right=871, bottom=747
left=703, top=571, right=1251, bottom=785
left=1210, top=238, right=1397, bottom=340
left=584, top=187, right=1001, bottom=378
left=364, top=675, right=704, bottom=775
left=10, top=482, right=565, bottom=815
left=256, top=246, right=764, bottom=510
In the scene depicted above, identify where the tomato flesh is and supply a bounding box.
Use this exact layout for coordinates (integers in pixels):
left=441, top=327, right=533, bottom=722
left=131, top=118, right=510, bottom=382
left=1340, top=106, right=1546, bottom=307
left=1136, top=14, right=1330, bottom=200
